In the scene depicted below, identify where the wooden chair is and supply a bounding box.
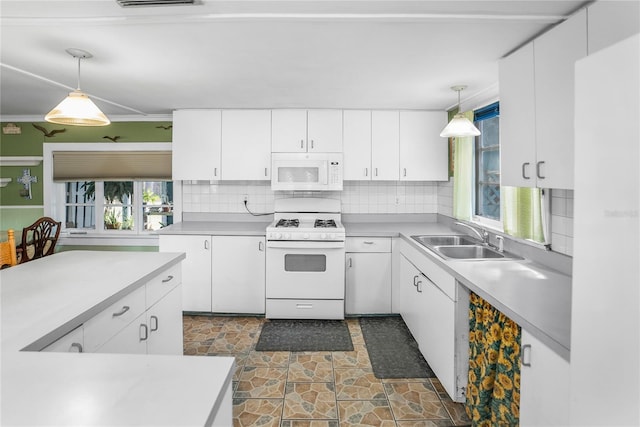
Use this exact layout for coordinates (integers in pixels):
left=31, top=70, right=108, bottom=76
left=0, top=229, right=18, bottom=268
left=17, top=217, right=61, bottom=264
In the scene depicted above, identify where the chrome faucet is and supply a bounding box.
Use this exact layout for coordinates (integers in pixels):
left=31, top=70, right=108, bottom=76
left=454, top=221, right=489, bottom=244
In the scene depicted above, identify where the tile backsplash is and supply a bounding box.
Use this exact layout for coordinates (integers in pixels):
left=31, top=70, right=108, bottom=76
left=182, top=181, right=439, bottom=215
left=550, top=189, right=574, bottom=256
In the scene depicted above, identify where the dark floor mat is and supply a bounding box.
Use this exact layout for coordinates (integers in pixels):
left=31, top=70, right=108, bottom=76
left=255, top=319, right=354, bottom=352
left=359, top=316, right=435, bottom=379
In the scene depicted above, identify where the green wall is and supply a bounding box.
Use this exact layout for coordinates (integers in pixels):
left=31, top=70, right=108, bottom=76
left=0, top=121, right=172, bottom=248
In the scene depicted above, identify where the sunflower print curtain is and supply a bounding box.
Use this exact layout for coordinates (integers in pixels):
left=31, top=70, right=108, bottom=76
left=465, top=292, right=521, bottom=426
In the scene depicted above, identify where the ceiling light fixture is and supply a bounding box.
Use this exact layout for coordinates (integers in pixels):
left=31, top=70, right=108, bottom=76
left=439, top=85, right=480, bottom=138
left=45, top=48, right=110, bottom=127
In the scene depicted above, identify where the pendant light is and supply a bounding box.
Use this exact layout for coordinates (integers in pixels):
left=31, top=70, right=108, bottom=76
left=439, top=85, right=480, bottom=138
left=45, top=48, right=110, bottom=126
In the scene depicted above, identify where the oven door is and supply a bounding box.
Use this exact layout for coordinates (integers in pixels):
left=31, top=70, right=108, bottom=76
left=266, top=241, right=345, bottom=299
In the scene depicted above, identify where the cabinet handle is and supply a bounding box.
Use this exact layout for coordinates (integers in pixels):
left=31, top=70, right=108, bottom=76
left=522, top=162, right=531, bottom=180
left=296, top=303, right=313, bottom=309
left=365, top=168, right=368, bottom=177
left=522, top=344, right=532, bottom=366
left=375, top=168, right=379, bottom=177
left=416, top=280, right=423, bottom=293
left=258, top=241, right=264, bottom=251
left=348, top=257, right=353, bottom=268
left=403, top=168, right=407, bottom=177
left=363, top=241, right=374, bottom=245
left=204, top=240, right=209, bottom=250
left=413, top=275, right=419, bottom=287
left=70, top=342, right=83, bottom=353
left=139, top=324, right=149, bottom=341
left=162, top=275, right=174, bottom=283
left=536, top=161, right=545, bottom=179
left=265, top=167, right=268, bottom=177
left=112, top=306, right=130, bottom=317
left=311, top=140, right=314, bottom=149
left=300, top=140, right=304, bottom=149
left=150, top=315, right=159, bottom=332
left=214, top=167, right=217, bottom=177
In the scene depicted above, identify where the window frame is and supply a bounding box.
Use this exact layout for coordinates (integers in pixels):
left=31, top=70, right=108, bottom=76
left=44, top=142, right=180, bottom=246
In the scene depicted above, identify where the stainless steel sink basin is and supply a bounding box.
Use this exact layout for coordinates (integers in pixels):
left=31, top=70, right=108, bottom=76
left=411, top=235, right=480, bottom=247
left=435, top=245, right=507, bottom=260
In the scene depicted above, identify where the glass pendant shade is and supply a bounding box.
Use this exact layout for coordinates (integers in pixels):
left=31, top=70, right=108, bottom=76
left=45, top=90, right=110, bottom=126
left=439, top=113, right=481, bottom=137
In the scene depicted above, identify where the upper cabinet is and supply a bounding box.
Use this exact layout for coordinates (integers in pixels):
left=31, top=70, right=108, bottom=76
left=221, top=110, right=271, bottom=181
left=343, top=110, right=400, bottom=181
left=172, top=109, right=222, bottom=181
left=272, top=109, right=343, bottom=153
left=587, top=1, right=640, bottom=55
left=399, top=111, right=448, bottom=181
left=500, top=9, right=587, bottom=189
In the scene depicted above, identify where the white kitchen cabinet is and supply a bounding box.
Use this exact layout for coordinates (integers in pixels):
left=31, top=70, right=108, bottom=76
left=399, top=111, right=448, bottom=181
left=345, top=237, right=392, bottom=314
left=95, top=312, right=148, bottom=355
left=587, top=1, right=640, bottom=55
left=343, top=110, right=399, bottom=181
left=500, top=10, right=587, bottom=189
left=398, top=254, right=423, bottom=339
left=534, top=9, right=587, bottom=189
left=146, top=284, right=183, bottom=355
left=371, top=110, right=400, bottom=181
left=272, top=109, right=342, bottom=153
left=159, top=235, right=212, bottom=312
left=172, top=109, right=222, bottom=180
left=211, top=236, right=266, bottom=314
left=520, top=329, right=570, bottom=426
left=42, top=325, right=84, bottom=353
left=221, top=110, right=271, bottom=181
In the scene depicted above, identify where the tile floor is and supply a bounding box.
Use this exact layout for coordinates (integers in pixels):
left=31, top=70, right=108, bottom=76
left=183, top=315, right=471, bottom=427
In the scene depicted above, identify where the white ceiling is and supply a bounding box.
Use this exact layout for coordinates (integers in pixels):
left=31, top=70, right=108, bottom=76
left=0, top=0, right=590, bottom=120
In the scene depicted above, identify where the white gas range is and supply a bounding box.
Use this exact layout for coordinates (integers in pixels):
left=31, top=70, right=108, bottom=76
left=265, top=198, right=346, bottom=319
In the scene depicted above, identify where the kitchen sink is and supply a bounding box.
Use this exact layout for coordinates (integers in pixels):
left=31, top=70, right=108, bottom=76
left=411, top=235, right=480, bottom=247
left=435, top=245, right=507, bottom=259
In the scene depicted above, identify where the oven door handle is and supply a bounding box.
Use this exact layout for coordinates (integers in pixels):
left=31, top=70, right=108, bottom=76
left=266, top=240, right=345, bottom=249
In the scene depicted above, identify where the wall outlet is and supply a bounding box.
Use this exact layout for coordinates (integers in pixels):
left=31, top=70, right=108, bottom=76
left=243, top=194, right=248, bottom=202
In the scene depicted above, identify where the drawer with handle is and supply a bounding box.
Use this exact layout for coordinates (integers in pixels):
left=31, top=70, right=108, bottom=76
left=346, top=237, right=391, bottom=253
left=83, top=285, right=146, bottom=353
left=146, top=263, right=182, bottom=308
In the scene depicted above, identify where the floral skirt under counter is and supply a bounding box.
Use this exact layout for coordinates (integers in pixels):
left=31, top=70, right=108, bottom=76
left=466, top=292, right=522, bottom=426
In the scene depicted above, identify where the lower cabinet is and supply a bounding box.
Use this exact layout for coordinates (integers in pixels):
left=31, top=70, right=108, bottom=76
left=159, top=234, right=266, bottom=314
left=345, top=237, right=392, bottom=314
left=519, top=329, right=570, bottom=426
left=398, top=240, right=469, bottom=403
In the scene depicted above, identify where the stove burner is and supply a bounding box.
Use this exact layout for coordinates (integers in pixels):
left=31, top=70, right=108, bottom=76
left=314, top=219, right=337, bottom=228
left=276, top=219, right=299, bottom=228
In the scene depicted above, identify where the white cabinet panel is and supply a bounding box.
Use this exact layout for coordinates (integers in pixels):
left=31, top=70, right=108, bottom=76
left=146, top=284, right=183, bottom=355
left=587, top=1, right=640, bottom=55
left=372, top=111, right=400, bottom=181
left=345, top=252, right=392, bottom=314
left=172, top=109, right=222, bottom=180
left=534, top=9, right=587, bottom=189
left=159, top=235, right=212, bottom=312
left=211, top=236, right=265, bottom=314
left=499, top=42, right=537, bottom=188
left=520, top=329, right=570, bottom=426
left=95, top=312, right=147, bottom=355
left=343, top=110, right=372, bottom=180
left=272, top=109, right=308, bottom=152
left=399, top=111, right=448, bottom=181
left=221, top=110, right=271, bottom=180
left=307, top=110, right=343, bottom=152
left=398, top=254, right=422, bottom=340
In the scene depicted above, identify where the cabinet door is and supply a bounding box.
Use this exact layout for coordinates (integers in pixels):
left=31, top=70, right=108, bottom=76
left=95, top=312, right=147, bottom=355
left=343, top=110, right=372, bottom=180
left=42, top=326, right=84, bottom=353
left=172, top=110, right=222, bottom=180
left=587, top=1, right=640, bottom=55
left=520, top=329, right=570, bottom=426
left=398, top=255, right=422, bottom=341
left=307, top=110, right=343, bottom=152
left=147, top=284, right=183, bottom=355
left=372, top=111, right=400, bottom=181
left=272, top=109, right=307, bottom=152
left=159, top=235, right=212, bottom=312
left=499, top=43, right=537, bottom=187
left=534, top=9, right=587, bottom=189
left=345, top=252, right=392, bottom=314
left=211, top=236, right=265, bottom=314
left=399, top=111, right=448, bottom=181
left=221, top=110, right=271, bottom=180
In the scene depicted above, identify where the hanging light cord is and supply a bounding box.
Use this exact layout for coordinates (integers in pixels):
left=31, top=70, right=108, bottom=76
left=76, top=56, right=82, bottom=91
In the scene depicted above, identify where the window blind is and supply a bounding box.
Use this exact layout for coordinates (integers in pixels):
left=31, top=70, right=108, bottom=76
left=473, top=102, right=500, bottom=122
left=52, top=151, right=172, bottom=181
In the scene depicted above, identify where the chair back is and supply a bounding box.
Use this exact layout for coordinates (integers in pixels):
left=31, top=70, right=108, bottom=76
left=19, top=217, right=61, bottom=263
left=0, top=229, right=18, bottom=268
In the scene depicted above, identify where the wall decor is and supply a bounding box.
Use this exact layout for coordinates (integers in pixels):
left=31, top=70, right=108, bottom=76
left=32, top=124, right=66, bottom=138
left=17, top=169, right=37, bottom=199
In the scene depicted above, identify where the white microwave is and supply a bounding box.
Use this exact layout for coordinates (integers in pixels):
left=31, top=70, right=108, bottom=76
left=271, top=152, right=343, bottom=191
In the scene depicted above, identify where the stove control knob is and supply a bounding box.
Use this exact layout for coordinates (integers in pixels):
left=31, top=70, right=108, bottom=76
left=328, top=233, right=335, bottom=240
left=303, top=233, right=310, bottom=239
left=284, top=233, right=291, bottom=240
left=275, top=232, right=282, bottom=239
left=320, top=233, right=327, bottom=239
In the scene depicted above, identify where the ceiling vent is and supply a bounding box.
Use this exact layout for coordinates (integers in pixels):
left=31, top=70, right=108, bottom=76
left=116, top=0, right=201, bottom=7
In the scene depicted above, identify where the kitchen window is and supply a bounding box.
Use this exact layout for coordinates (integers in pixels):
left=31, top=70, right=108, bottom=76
left=473, top=102, right=500, bottom=226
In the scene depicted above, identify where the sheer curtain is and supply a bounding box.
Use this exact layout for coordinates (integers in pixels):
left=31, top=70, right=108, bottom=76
left=502, top=187, right=546, bottom=243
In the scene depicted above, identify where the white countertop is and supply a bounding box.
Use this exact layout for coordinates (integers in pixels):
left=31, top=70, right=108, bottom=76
left=1, top=251, right=235, bottom=426
left=157, top=220, right=272, bottom=236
